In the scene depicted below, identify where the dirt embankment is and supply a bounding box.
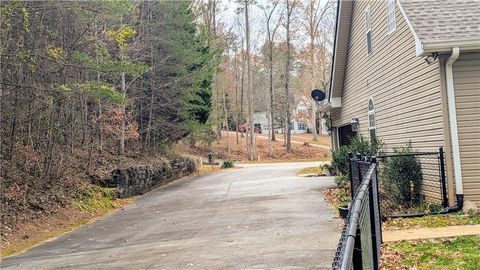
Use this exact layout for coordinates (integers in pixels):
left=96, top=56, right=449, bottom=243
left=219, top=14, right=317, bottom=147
left=0, top=147, right=199, bottom=257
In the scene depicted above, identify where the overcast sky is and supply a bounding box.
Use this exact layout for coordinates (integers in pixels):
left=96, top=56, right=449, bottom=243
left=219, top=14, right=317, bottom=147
left=214, top=0, right=335, bottom=53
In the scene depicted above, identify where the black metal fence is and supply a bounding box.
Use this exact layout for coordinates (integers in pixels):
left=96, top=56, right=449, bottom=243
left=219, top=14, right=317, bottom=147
left=377, top=147, right=448, bottom=207
left=332, top=158, right=382, bottom=270
left=332, top=147, right=448, bottom=269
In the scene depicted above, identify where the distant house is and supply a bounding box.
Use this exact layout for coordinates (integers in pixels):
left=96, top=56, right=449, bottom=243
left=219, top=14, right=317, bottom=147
left=319, top=0, right=480, bottom=208
left=253, top=93, right=328, bottom=135
left=251, top=92, right=282, bottom=134
left=292, top=95, right=329, bottom=135
left=252, top=111, right=280, bottom=134
left=291, top=97, right=310, bottom=134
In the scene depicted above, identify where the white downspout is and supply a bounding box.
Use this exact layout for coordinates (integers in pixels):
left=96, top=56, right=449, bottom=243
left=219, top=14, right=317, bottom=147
left=445, top=47, right=463, bottom=195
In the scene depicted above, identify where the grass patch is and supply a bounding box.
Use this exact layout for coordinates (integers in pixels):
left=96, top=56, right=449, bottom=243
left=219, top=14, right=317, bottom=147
left=382, top=236, right=480, bottom=270
left=196, top=164, right=221, bottom=175
left=297, top=166, right=324, bottom=176
left=74, top=185, right=120, bottom=212
left=2, top=185, right=132, bottom=258
left=383, top=213, right=480, bottom=230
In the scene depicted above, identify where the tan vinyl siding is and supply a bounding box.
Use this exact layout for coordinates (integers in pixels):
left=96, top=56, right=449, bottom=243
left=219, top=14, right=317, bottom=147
left=332, top=0, right=444, bottom=151
left=331, top=0, right=445, bottom=201
left=453, top=52, right=480, bottom=208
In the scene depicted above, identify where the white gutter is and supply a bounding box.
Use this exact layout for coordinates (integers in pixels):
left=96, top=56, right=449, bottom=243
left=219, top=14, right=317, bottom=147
left=445, top=47, right=463, bottom=195
left=420, top=39, right=480, bottom=57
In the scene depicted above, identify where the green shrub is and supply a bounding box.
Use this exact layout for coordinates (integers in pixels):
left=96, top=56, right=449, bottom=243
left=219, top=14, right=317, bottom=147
left=331, top=145, right=350, bottom=176
left=222, top=160, right=234, bottom=168
left=331, top=135, right=383, bottom=176
left=381, top=143, right=423, bottom=208
left=349, top=135, right=382, bottom=156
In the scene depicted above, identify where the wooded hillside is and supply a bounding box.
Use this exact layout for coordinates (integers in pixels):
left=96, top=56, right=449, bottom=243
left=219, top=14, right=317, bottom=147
left=0, top=1, right=218, bottom=234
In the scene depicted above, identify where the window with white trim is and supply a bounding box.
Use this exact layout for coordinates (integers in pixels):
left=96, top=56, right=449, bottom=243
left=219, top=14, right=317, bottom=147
left=365, top=6, right=373, bottom=55
left=298, top=122, right=307, bottom=131
left=386, top=0, right=396, bottom=33
left=368, top=99, right=376, bottom=141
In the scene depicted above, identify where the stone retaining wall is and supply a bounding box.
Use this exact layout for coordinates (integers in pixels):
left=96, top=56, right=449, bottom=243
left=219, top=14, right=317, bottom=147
left=94, top=156, right=200, bottom=198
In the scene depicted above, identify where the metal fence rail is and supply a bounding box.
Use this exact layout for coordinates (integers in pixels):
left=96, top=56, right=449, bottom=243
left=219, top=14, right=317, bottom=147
left=332, top=159, right=382, bottom=270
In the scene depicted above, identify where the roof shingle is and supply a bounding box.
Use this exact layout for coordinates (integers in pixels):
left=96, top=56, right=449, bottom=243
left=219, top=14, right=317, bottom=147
left=400, top=0, right=480, bottom=43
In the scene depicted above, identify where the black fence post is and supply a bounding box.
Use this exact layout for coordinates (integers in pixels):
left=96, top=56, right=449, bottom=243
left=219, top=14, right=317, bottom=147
left=439, top=147, right=448, bottom=208
left=368, top=157, right=380, bottom=270
left=372, top=157, right=382, bottom=244
left=356, top=154, right=362, bottom=194
left=348, top=152, right=354, bottom=198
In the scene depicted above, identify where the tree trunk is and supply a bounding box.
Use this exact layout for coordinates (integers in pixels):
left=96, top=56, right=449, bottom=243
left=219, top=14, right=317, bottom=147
left=215, top=78, right=222, bottom=138
left=212, top=1, right=222, bottom=139
left=98, top=101, right=103, bottom=151
left=222, top=88, right=230, bottom=157
left=234, top=53, right=240, bottom=144
left=119, top=70, right=126, bottom=155
left=240, top=40, right=245, bottom=138
left=145, top=32, right=155, bottom=152
left=267, top=111, right=272, bottom=155
left=8, top=88, right=19, bottom=160
left=269, top=44, right=276, bottom=142
left=245, top=0, right=255, bottom=160
left=284, top=0, right=293, bottom=151
left=96, top=52, right=103, bottom=151
left=310, top=34, right=318, bottom=141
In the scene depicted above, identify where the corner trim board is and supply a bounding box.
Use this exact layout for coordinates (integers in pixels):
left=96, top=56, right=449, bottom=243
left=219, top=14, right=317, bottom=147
left=396, top=0, right=423, bottom=56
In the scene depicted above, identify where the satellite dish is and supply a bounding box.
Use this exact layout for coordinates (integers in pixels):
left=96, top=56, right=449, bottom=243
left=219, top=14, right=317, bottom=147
left=311, top=89, right=326, bottom=102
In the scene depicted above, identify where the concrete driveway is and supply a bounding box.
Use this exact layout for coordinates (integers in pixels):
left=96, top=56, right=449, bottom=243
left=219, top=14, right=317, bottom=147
left=2, top=162, right=340, bottom=270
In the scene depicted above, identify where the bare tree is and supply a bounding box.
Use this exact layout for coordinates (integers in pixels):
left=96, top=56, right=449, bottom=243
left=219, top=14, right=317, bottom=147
left=283, top=0, right=298, bottom=151
left=222, top=86, right=231, bottom=156
left=233, top=42, right=241, bottom=144
left=233, top=14, right=246, bottom=139
left=244, top=0, right=255, bottom=160
left=259, top=0, right=282, bottom=142
left=301, top=0, right=332, bottom=141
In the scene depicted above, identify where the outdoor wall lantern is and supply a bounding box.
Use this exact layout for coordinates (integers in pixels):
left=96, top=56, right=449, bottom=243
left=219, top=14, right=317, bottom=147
left=351, top=117, right=359, bottom=132
left=322, top=113, right=333, bottom=132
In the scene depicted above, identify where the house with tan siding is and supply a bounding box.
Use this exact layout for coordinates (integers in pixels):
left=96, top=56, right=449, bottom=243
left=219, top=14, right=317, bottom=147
left=319, top=0, right=480, bottom=209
